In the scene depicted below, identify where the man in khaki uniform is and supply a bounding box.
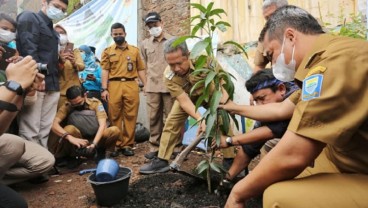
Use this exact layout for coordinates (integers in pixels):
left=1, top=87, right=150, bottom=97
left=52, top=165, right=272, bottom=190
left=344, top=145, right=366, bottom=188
left=221, top=6, right=368, bottom=207
left=139, top=37, right=230, bottom=174
left=140, top=12, right=175, bottom=159
left=52, top=85, right=120, bottom=165
left=101, top=23, right=147, bottom=156
left=253, top=0, right=288, bottom=72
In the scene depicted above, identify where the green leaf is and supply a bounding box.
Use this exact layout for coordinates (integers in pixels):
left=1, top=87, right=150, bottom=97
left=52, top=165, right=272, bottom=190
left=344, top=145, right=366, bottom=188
left=196, top=160, right=209, bottom=174
left=194, top=55, right=208, bottom=69
left=172, top=36, right=197, bottom=47
left=216, top=21, right=231, bottom=27
left=209, top=90, right=222, bottom=114
left=191, top=24, right=202, bottom=36
left=206, top=2, right=214, bottom=12
left=190, top=80, right=205, bottom=96
left=209, top=8, right=226, bottom=18
left=204, top=71, right=216, bottom=88
left=223, top=41, right=248, bottom=58
left=190, top=40, right=210, bottom=59
left=229, top=113, right=239, bottom=130
left=218, top=109, right=230, bottom=135
left=209, top=161, right=223, bottom=173
left=205, top=113, right=216, bottom=138
left=216, top=24, right=227, bottom=32
left=195, top=94, right=206, bottom=110
left=190, top=15, right=201, bottom=22
left=191, top=3, right=207, bottom=13
left=192, top=68, right=210, bottom=76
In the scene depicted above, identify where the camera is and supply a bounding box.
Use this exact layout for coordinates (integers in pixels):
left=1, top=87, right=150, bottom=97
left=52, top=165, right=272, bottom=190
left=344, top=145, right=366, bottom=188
left=37, top=63, right=49, bottom=75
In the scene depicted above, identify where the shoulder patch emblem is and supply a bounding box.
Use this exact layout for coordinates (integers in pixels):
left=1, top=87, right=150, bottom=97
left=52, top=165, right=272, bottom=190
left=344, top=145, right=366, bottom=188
left=302, top=74, right=323, bottom=101
left=97, top=105, right=105, bottom=112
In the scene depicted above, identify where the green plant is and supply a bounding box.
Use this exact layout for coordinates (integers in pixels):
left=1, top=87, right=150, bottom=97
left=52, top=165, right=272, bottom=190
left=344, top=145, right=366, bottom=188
left=173, top=2, right=246, bottom=193
left=318, top=3, right=367, bottom=40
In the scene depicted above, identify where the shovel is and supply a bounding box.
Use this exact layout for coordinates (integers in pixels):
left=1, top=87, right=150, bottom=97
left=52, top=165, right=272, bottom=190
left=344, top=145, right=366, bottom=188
left=170, top=133, right=205, bottom=180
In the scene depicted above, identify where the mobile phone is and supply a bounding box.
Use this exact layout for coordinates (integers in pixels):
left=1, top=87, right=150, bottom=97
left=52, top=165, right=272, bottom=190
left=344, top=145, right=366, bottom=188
left=64, top=42, right=74, bottom=53
left=0, top=44, right=16, bottom=70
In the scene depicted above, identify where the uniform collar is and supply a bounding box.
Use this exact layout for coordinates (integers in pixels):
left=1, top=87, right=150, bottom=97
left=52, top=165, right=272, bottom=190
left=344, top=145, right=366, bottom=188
left=113, top=42, right=129, bottom=50
left=85, top=97, right=92, bottom=105
left=295, top=34, right=332, bottom=81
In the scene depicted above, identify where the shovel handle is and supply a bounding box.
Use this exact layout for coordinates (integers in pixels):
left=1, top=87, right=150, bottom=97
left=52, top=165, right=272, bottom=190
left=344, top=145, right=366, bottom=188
left=170, top=134, right=204, bottom=171
left=79, top=168, right=96, bottom=176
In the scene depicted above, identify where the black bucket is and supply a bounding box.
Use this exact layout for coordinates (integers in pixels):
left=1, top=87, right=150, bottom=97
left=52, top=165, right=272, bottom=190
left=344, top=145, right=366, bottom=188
left=88, top=167, right=132, bottom=206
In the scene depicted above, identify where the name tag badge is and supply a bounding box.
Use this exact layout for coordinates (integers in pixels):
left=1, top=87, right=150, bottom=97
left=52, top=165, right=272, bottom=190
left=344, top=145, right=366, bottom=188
left=98, top=105, right=105, bottom=112
left=302, top=74, right=323, bottom=101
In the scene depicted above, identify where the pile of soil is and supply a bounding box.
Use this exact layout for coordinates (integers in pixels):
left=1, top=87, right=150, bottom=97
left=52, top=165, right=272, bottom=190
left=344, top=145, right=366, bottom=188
left=12, top=141, right=261, bottom=208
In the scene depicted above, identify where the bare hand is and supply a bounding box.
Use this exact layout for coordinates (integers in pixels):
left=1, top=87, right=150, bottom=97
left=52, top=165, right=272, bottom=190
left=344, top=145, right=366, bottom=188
left=196, top=119, right=206, bottom=138
left=218, top=100, right=237, bottom=114
left=6, top=55, right=23, bottom=63
left=67, top=136, right=89, bottom=148
left=5, top=56, right=37, bottom=89
left=101, top=90, right=109, bottom=102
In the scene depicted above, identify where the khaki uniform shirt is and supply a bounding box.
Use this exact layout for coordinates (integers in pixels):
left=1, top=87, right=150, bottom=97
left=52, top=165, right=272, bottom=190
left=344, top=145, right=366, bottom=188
left=59, top=49, right=84, bottom=96
left=140, top=34, right=171, bottom=93
left=163, top=60, right=219, bottom=102
left=56, top=97, right=107, bottom=121
left=100, top=42, right=145, bottom=79
left=287, top=34, right=368, bottom=174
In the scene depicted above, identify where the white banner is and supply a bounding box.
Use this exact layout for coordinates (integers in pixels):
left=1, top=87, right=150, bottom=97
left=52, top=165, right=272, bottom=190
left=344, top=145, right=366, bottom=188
left=57, top=0, right=138, bottom=59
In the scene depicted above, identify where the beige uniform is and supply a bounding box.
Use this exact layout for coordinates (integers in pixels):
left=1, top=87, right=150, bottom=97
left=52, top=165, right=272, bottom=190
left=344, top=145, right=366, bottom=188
left=101, top=42, right=145, bottom=148
left=264, top=34, right=368, bottom=207
left=140, top=34, right=174, bottom=151
left=53, top=98, right=120, bottom=158
left=57, top=49, right=84, bottom=108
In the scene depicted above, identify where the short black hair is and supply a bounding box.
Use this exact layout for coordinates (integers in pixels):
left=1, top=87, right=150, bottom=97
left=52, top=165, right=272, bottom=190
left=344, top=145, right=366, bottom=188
left=0, top=13, right=17, bottom=28
left=246, top=69, right=279, bottom=93
left=46, top=0, right=69, bottom=5
left=66, top=85, right=85, bottom=100
left=111, top=22, right=125, bottom=33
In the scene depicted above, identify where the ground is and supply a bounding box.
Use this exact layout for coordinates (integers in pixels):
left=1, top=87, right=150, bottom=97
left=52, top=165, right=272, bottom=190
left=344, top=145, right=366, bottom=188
left=12, top=141, right=261, bottom=208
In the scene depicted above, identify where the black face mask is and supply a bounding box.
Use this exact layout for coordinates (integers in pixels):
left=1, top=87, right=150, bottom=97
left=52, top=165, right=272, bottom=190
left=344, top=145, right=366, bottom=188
left=73, top=102, right=86, bottom=111
left=113, top=36, right=125, bottom=45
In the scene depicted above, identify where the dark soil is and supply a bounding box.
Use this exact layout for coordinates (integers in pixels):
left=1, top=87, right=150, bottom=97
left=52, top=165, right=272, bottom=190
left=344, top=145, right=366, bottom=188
left=11, top=142, right=261, bottom=208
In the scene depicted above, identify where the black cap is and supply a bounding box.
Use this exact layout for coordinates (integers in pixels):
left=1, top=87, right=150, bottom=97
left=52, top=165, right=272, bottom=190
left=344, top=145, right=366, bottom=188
left=144, top=12, right=161, bottom=24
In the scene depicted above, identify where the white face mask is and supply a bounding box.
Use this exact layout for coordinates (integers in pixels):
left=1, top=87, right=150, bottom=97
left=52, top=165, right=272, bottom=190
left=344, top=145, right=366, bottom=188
left=272, top=36, right=296, bottom=82
left=0, top=28, right=16, bottom=43
left=46, top=4, right=65, bottom=20
left=149, top=26, right=162, bottom=38
left=59, top=34, right=68, bottom=45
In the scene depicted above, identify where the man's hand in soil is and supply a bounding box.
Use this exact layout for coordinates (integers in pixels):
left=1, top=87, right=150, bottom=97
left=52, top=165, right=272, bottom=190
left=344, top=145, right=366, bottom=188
left=66, top=135, right=89, bottom=148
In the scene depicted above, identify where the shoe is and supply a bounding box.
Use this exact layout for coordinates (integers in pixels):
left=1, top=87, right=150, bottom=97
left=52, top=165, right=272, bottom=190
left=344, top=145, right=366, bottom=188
left=139, top=157, right=170, bottom=174
left=144, top=151, right=158, bottom=160
left=109, top=151, right=120, bottom=157
left=121, top=147, right=134, bottom=156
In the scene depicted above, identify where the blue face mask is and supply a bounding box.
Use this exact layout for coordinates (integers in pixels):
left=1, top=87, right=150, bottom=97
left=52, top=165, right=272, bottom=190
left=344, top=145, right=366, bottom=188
left=7, top=41, right=16, bottom=49
left=46, top=4, right=65, bottom=20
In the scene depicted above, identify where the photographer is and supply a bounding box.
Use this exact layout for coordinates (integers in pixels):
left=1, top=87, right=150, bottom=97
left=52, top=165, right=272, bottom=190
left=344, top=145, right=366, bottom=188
left=16, top=0, right=69, bottom=148
left=0, top=56, right=55, bottom=207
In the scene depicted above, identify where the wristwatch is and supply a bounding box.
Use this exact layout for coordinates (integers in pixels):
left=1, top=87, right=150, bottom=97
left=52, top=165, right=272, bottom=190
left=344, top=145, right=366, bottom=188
left=5, top=80, right=24, bottom=96
left=225, top=136, right=233, bottom=146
